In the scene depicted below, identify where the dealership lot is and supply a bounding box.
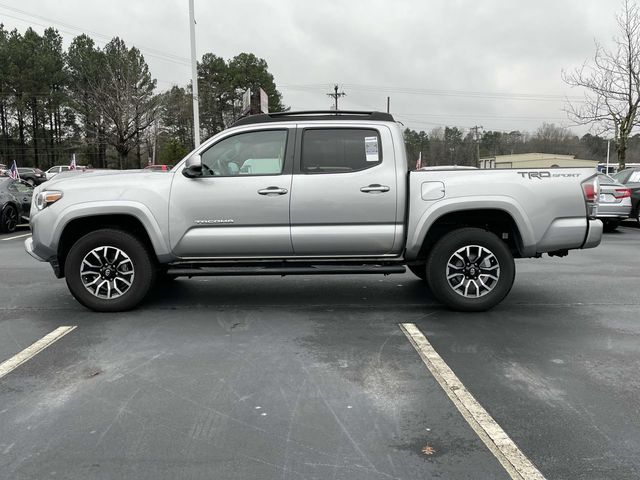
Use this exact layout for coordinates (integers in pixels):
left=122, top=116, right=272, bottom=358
left=1, top=224, right=639, bottom=480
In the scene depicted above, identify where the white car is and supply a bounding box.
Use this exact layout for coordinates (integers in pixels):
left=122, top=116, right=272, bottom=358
left=45, top=165, right=71, bottom=181
left=45, top=165, right=86, bottom=181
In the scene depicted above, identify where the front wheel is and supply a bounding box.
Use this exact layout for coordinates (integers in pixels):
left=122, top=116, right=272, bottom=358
left=0, top=204, right=18, bottom=233
left=426, top=228, right=515, bottom=312
left=64, top=229, right=156, bottom=312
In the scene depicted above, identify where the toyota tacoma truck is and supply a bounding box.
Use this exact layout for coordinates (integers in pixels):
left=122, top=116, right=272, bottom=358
left=25, top=111, right=602, bottom=312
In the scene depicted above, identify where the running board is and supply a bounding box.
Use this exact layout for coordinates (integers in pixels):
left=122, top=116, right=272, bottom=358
left=166, top=264, right=406, bottom=277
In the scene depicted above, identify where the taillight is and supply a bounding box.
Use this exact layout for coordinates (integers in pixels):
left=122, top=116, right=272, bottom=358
left=581, top=176, right=599, bottom=219
left=582, top=182, right=597, bottom=202
left=613, top=188, right=631, bottom=199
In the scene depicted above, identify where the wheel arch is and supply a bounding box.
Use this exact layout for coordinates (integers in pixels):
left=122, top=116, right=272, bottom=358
left=56, top=212, right=165, bottom=278
left=413, top=208, right=528, bottom=261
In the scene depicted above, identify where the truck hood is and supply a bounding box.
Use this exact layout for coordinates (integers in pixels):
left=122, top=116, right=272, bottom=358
left=45, top=169, right=151, bottom=187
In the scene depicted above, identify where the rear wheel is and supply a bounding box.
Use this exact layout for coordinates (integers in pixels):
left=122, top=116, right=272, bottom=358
left=426, top=227, right=515, bottom=312
left=64, top=229, right=156, bottom=312
left=0, top=204, right=18, bottom=233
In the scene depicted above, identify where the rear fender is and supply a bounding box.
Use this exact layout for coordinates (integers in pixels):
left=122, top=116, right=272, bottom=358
left=406, top=197, right=536, bottom=260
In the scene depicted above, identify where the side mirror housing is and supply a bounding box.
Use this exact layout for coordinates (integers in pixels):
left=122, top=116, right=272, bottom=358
left=182, top=154, right=202, bottom=178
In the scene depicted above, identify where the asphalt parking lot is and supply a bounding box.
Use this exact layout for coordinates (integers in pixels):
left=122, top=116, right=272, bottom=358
left=1, top=223, right=639, bottom=480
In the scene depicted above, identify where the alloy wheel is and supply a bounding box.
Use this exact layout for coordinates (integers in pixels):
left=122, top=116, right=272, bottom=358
left=80, top=246, right=135, bottom=299
left=446, top=245, right=501, bottom=298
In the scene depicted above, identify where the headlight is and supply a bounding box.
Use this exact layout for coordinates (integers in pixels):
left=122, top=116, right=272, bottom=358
left=35, top=191, right=63, bottom=210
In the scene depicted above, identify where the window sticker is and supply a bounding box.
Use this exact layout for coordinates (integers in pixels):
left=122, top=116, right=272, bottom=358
left=364, top=136, right=379, bottom=162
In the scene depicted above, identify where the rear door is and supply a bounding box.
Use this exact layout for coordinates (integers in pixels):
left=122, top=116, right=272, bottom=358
left=290, top=124, right=399, bottom=256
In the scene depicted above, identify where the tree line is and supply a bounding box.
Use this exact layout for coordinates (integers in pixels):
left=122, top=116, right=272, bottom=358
left=0, top=25, right=285, bottom=169
left=403, top=122, right=632, bottom=169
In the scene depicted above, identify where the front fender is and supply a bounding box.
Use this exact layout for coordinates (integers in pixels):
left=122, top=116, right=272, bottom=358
left=44, top=201, right=172, bottom=261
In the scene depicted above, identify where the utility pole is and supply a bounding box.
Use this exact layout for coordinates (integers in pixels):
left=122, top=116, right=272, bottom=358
left=386, top=96, right=390, bottom=114
left=471, top=125, right=483, bottom=167
left=606, top=138, right=610, bottom=174
left=327, top=84, right=346, bottom=111
left=188, top=0, right=200, bottom=148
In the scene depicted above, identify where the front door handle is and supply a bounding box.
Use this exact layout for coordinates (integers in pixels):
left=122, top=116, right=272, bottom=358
left=360, top=184, right=390, bottom=193
left=258, top=186, right=288, bottom=196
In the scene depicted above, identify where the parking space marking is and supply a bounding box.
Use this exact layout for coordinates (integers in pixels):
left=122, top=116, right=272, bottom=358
left=0, top=326, right=77, bottom=379
left=400, top=323, right=546, bottom=480
left=1, top=233, right=31, bottom=241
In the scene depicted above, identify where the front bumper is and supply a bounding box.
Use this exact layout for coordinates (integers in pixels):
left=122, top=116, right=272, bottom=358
left=24, top=237, right=46, bottom=262
left=582, top=219, right=603, bottom=249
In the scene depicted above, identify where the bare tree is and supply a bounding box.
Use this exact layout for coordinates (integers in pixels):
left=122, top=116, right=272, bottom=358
left=563, top=0, right=640, bottom=169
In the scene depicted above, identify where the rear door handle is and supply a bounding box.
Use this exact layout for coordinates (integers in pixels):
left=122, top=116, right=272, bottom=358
left=360, top=184, right=390, bottom=193
left=258, top=186, right=288, bottom=196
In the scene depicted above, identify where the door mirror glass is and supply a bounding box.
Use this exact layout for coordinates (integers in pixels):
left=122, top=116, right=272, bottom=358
left=182, top=154, right=202, bottom=178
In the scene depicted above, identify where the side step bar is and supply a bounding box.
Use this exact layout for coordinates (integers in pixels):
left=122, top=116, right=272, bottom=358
left=166, top=264, right=406, bottom=277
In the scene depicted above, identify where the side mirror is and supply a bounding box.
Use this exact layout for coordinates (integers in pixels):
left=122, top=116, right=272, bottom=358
left=182, top=154, right=203, bottom=178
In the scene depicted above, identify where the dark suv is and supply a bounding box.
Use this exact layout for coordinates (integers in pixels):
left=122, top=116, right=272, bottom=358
left=7, top=167, right=46, bottom=186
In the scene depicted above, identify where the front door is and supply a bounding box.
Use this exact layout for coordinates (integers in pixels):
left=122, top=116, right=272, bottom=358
left=169, top=128, right=295, bottom=258
left=290, top=125, right=399, bottom=256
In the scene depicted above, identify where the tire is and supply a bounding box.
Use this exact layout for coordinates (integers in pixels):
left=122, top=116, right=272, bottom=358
left=408, top=264, right=427, bottom=281
left=426, top=227, right=515, bottom=312
left=602, top=220, right=620, bottom=232
left=0, top=204, right=18, bottom=233
left=64, top=229, right=156, bottom=312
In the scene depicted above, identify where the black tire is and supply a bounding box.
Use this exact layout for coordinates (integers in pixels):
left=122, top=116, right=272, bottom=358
left=64, top=229, right=156, bottom=312
left=426, top=227, right=515, bottom=312
left=602, top=220, right=620, bottom=232
left=408, top=264, right=427, bottom=281
left=0, top=204, right=18, bottom=233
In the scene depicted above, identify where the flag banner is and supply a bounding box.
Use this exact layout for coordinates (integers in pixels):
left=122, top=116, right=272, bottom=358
left=8, top=160, right=19, bottom=180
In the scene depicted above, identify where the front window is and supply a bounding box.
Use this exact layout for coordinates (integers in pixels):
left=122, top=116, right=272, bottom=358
left=200, top=130, right=288, bottom=177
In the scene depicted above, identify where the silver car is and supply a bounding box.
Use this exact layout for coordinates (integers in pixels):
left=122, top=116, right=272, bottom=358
left=597, top=174, right=632, bottom=231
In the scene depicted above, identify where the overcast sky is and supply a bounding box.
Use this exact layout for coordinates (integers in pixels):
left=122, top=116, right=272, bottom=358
left=0, top=0, right=624, bottom=136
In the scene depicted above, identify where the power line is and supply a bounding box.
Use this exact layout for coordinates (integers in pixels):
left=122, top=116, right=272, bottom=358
left=280, top=83, right=586, bottom=103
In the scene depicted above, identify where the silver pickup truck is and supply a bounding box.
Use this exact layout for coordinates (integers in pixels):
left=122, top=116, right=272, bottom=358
left=25, top=111, right=602, bottom=312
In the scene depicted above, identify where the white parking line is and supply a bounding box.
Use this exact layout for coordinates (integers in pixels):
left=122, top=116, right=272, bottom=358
left=0, top=326, right=77, bottom=379
left=1, top=233, right=31, bottom=241
left=400, top=323, right=546, bottom=480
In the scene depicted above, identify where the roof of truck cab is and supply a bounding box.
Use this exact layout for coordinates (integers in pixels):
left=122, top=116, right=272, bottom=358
left=232, top=110, right=395, bottom=127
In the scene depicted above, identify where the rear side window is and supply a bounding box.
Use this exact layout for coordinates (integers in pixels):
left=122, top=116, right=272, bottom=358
left=301, top=129, right=382, bottom=173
